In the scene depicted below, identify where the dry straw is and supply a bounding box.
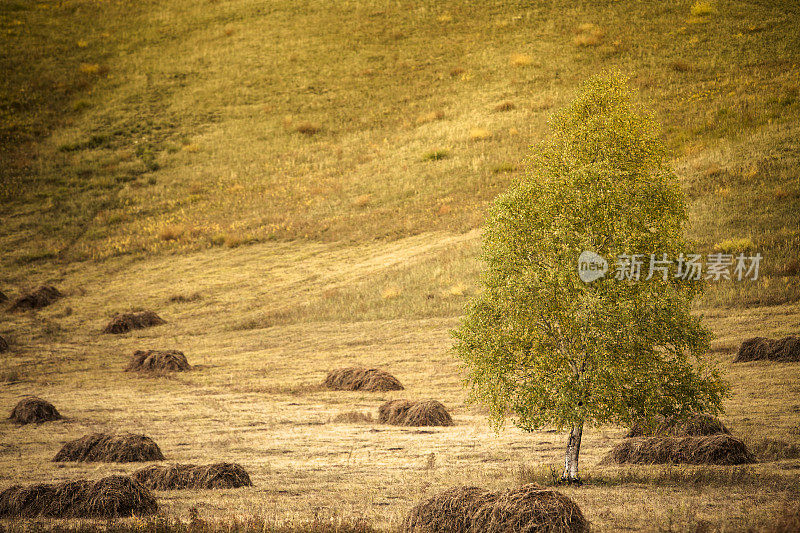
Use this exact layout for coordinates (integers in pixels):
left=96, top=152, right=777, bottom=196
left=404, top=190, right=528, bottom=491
left=626, top=413, right=730, bottom=438
left=402, top=484, right=588, bottom=532
left=324, top=367, right=404, bottom=391
left=332, top=411, right=374, bottom=423
left=379, top=399, right=453, bottom=427
left=735, top=336, right=800, bottom=362
left=468, top=128, right=492, bottom=141
left=573, top=23, right=604, bottom=47
left=132, top=463, right=252, bottom=490
left=103, top=310, right=166, bottom=334
left=53, top=433, right=165, bottom=463
left=0, top=475, right=157, bottom=518
left=9, top=396, right=61, bottom=424
left=295, top=122, right=322, bottom=135
left=402, top=487, right=496, bottom=532
left=509, top=53, right=533, bottom=67
left=126, top=350, right=191, bottom=372
left=378, top=399, right=414, bottom=423
left=601, top=435, right=754, bottom=465
left=8, top=286, right=62, bottom=311
left=492, top=101, right=516, bottom=112
left=415, top=110, right=445, bottom=125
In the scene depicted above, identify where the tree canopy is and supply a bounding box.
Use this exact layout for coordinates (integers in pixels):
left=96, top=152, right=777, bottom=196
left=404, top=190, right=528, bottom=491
left=452, top=71, right=728, bottom=443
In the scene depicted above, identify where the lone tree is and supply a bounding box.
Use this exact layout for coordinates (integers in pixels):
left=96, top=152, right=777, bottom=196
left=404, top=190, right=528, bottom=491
left=453, top=71, right=728, bottom=483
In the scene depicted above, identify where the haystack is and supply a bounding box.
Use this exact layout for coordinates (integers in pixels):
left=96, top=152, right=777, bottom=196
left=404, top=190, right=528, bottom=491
left=53, top=433, right=165, bottom=463
left=402, top=484, right=588, bottom=533
left=402, top=486, right=497, bottom=532
left=472, top=485, right=589, bottom=533
left=103, top=311, right=166, bottom=334
left=9, top=286, right=62, bottom=311
left=132, top=463, right=252, bottom=490
left=125, top=350, right=191, bottom=372
left=9, top=396, right=62, bottom=424
left=735, top=336, right=800, bottom=362
left=403, top=400, right=454, bottom=427
left=0, top=475, right=157, bottom=518
left=379, top=399, right=453, bottom=427
left=332, top=411, right=374, bottom=423
left=626, top=413, right=730, bottom=438
left=601, top=435, right=754, bottom=465
left=0, top=335, right=7, bottom=353
left=324, top=367, right=403, bottom=391
left=378, top=399, right=415, bottom=423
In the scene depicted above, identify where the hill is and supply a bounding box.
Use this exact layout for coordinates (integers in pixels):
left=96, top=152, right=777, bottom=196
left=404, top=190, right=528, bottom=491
left=1, top=0, right=799, bottom=530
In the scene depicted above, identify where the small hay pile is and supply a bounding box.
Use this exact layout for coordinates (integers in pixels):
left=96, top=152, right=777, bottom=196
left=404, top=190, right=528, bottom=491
left=735, top=336, right=800, bottom=362
left=601, top=435, right=754, bottom=465
left=125, top=350, right=191, bottom=372
left=379, top=399, right=453, bottom=427
left=402, top=487, right=496, bottom=532
left=9, top=286, right=62, bottom=311
left=332, top=411, right=374, bottom=423
left=0, top=335, right=7, bottom=353
left=103, top=311, right=166, bottom=334
left=0, top=475, right=157, bottom=518
left=324, top=367, right=404, bottom=391
left=626, top=413, right=730, bottom=438
left=132, top=463, right=252, bottom=490
left=402, top=484, right=588, bottom=533
left=473, top=485, right=589, bottom=533
left=53, top=433, right=165, bottom=463
left=9, top=396, right=61, bottom=424
left=378, top=399, right=415, bottom=422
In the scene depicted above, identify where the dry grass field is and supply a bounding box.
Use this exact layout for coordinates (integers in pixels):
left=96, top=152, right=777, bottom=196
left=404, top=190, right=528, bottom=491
left=1, top=234, right=799, bottom=531
left=1, top=0, right=800, bottom=531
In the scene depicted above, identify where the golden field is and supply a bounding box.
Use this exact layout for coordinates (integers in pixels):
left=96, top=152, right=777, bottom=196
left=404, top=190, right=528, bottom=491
left=1, top=0, right=799, bottom=531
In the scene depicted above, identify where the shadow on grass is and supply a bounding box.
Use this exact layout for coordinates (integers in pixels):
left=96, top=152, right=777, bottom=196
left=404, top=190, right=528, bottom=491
left=1, top=516, right=376, bottom=533
left=517, top=463, right=800, bottom=492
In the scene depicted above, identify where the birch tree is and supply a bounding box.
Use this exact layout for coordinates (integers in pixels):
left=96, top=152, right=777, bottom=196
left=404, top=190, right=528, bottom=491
left=452, top=71, right=728, bottom=483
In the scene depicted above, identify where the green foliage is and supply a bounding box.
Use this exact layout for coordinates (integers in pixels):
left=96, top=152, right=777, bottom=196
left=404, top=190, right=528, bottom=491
left=453, top=71, right=728, bottom=434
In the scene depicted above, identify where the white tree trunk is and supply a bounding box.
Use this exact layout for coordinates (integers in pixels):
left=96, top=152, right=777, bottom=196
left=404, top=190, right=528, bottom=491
left=562, top=421, right=583, bottom=482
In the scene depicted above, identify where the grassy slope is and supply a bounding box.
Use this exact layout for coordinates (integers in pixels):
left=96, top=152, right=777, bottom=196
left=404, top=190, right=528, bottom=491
left=0, top=236, right=799, bottom=531
left=1, top=0, right=800, bottom=531
left=2, top=1, right=799, bottom=274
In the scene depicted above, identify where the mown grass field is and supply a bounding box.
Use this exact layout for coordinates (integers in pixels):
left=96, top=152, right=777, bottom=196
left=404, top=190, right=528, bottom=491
left=1, top=0, right=800, bottom=531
